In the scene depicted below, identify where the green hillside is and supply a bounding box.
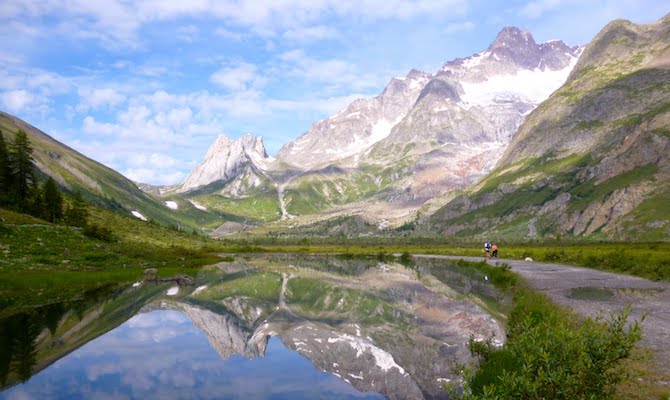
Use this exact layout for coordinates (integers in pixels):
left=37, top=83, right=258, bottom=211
left=0, top=112, right=226, bottom=233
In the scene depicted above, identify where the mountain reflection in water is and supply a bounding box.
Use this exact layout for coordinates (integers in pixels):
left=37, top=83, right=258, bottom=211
left=0, top=257, right=507, bottom=399
left=0, top=310, right=382, bottom=400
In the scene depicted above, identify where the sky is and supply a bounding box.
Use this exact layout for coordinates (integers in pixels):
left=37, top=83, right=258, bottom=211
left=0, top=1, right=668, bottom=185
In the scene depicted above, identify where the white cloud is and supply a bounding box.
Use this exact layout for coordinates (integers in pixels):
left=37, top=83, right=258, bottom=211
left=283, top=25, right=338, bottom=42
left=444, top=21, right=475, bottom=33
left=82, top=116, right=118, bottom=136
left=209, top=62, right=265, bottom=91
left=279, top=50, right=380, bottom=91
left=176, top=25, right=199, bottom=43
left=124, top=168, right=186, bottom=185
left=1, top=89, right=34, bottom=112
left=77, top=87, right=126, bottom=112
left=213, top=27, right=245, bottom=41
left=0, top=0, right=468, bottom=49
left=519, top=0, right=566, bottom=18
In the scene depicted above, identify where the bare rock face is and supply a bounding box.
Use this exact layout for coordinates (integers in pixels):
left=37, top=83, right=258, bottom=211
left=178, top=134, right=270, bottom=193
left=179, top=303, right=266, bottom=360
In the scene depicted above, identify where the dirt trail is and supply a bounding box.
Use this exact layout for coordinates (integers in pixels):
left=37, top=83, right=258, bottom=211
left=415, top=255, right=670, bottom=376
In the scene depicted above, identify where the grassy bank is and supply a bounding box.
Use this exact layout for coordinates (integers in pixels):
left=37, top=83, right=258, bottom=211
left=220, top=240, right=670, bottom=281
left=0, top=207, right=221, bottom=316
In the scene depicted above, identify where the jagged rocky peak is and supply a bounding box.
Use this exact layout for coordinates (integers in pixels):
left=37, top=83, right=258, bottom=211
left=441, top=26, right=581, bottom=77
left=178, top=133, right=269, bottom=193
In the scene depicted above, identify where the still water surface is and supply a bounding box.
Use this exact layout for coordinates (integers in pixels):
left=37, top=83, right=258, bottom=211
left=0, top=257, right=506, bottom=399
left=0, top=310, right=381, bottom=400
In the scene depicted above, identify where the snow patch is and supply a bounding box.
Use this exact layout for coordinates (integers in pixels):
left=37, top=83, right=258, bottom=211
left=166, top=286, right=179, bottom=296
left=192, top=285, right=207, bottom=295
left=409, top=76, right=428, bottom=90
left=189, top=200, right=207, bottom=211
left=459, top=55, right=578, bottom=108
left=131, top=211, right=148, bottom=221
left=327, top=334, right=406, bottom=374
left=165, top=201, right=178, bottom=210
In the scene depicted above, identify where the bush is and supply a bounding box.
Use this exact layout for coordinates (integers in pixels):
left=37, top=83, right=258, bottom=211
left=399, top=251, right=413, bottom=265
left=83, top=223, right=115, bottom=242
left=458, top=289, right=643, bottom=399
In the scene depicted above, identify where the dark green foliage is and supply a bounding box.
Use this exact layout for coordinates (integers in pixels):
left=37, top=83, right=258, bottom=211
left=64, top=191, right=89, bottom=227
left=0, top=132, right=10, bottom=204
left=453, top=260, right=518, bottom=290
left=83, top=223, right=115, bottom=242
left=458, top=289, right=642, bottom=399
left=9, top=130, right=36, bottom=210
left=41, top=177, right=63, bottom=223
left=399, top=251, right=413, bottom=265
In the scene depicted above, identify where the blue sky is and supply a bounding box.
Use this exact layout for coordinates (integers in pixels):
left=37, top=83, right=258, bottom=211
left=0, top=1, right=667, bottom=185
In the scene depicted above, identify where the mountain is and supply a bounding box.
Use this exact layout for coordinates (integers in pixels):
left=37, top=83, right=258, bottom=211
left=0, top=111, right=223, bottom=231
left=177, top=133, right=271, bottom=195
left=173, top=26, right=582, bottom=229
left=276, top=69, right=432, bottom=169
left=425, top=14, right=670, bottom=241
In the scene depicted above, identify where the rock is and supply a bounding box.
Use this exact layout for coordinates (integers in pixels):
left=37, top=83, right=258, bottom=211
left=525, top=257, right=534, bottom=262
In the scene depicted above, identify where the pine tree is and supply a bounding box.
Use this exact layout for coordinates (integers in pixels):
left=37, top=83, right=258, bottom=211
left=9, top=130, right=36, bottom=210
left=0, top=131, right=11, bottom=204
left=64, top=191, right=88, bottom=227
left=42, top=177, right=63, bottom=223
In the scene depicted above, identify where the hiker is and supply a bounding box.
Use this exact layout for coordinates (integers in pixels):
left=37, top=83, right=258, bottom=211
left=492, top=243, right=498, bottom=258
left=484, top=241, right=492, bottom=259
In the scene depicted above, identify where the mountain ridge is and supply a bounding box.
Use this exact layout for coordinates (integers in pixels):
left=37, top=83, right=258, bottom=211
left=169, top=26, right=583, bottom=229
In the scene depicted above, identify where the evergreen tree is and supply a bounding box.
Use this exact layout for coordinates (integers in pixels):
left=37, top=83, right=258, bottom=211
left=64, top=191, right=88, bottom=227
left=0, top=131, right=11, bottom=204
left=42, top=177, right=63, bottom=223
left=9, top=130, right=36, bottom=210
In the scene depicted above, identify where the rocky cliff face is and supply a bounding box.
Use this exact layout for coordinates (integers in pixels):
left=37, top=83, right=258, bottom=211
left=427, top=14, right=670, bottom=241
left=178, top=134, right=271, bottom=194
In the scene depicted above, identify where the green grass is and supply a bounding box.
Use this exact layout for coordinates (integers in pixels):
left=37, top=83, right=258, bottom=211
left=287, top=277, right=409, bottom=327
left=216, top=239, right=670, bottom=282
left=194, top=271, right=281, bottom=303
left=567, top=163, right=658, bottom=212
left=192, top=192, right=282, bottom=223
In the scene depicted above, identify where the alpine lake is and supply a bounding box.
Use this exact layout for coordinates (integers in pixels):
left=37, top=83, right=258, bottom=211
left=0, top=255, right=510, bottom=400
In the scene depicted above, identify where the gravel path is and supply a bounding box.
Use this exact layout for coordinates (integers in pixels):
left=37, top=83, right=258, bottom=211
left=414, top=255, right=670, bottom=376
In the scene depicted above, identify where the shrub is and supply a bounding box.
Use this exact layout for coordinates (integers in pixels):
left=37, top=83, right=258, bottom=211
left=83, top=223, right=115, bottom=242
left=399, top=251, right=413, bottom=265
left=458, top=289, right=643, bottom=399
